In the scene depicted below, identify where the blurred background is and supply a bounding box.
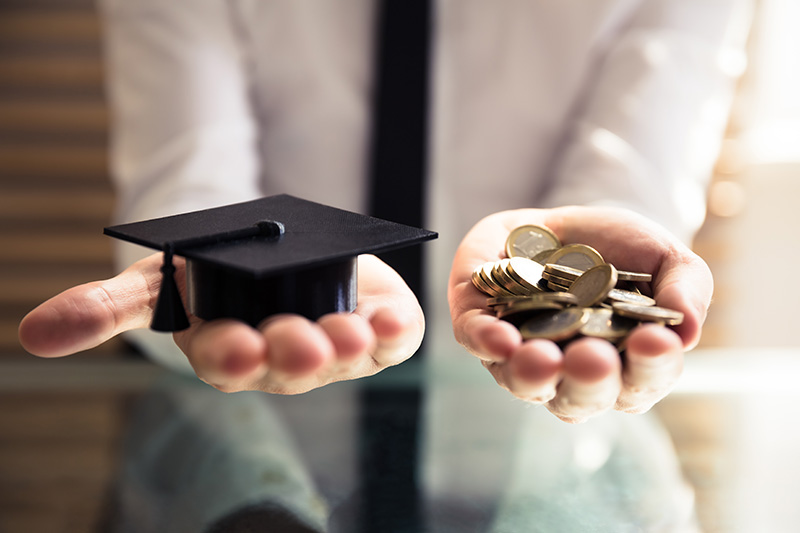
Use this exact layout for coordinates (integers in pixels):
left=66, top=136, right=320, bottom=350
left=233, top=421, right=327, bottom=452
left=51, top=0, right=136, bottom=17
left=1, top=0, right=799, bottom=531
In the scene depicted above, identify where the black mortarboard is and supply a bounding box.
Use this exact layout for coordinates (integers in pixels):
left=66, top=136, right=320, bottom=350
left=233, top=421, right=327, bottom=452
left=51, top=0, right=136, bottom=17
left=104, top=194, right=437, bottom=332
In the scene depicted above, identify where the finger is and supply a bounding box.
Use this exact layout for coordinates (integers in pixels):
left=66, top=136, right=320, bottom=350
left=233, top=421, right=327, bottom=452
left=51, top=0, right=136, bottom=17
left=18, top=253, right=164, bottom=357
left=616, top=324, right=684, bottom=413
left=354, top=254, right=425, bottom=367
left=654, top=269, right=713, bottom=350
left=547, top=338, right=622, bottom=423
left=175, top=319, right=268, bottom=393
left=504, top=340, right=563, bottom=403
left=258, top=315, right=337, bottom=393
left=368, top=306, right=424, bottom=366
left=318, top=312, right=377, bottom=370
left=462, top=314, right=522, bottom=362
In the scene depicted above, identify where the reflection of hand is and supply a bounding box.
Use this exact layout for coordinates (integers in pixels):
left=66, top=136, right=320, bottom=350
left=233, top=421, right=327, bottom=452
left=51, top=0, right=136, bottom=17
left=449, top=206, right=713, bottom=423
left=19, top=253, right=424, bottom=394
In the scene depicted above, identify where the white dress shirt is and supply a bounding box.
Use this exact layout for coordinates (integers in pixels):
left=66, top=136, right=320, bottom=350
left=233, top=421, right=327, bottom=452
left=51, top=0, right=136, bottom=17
left=98, top=0, right=751, bottom=370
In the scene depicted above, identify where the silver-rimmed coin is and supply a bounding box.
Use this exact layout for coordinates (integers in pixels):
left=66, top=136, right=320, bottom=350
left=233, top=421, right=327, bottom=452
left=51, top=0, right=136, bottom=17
left=547, top=280, right=571, bottom=292
left=497, top=298, right=564, bottom=321
left=579, top=307, right=637, bottom=341
left=519, top=308, right=588, bottom=341
left=607, top=288, right=656, bottom=307
left=541, top=271, right=576, bottom=287
left=617, top=270, right=653, bottom=282
left=568, top=264, right=618, bottom=307
left=546, top=243, right=604, bottom=271
left=611, top=302, right=684, bottom=326
left=531, top=248, right=559, bottom=265
left=506, top=225, right=562, bottom=259
left=486, top=296, right=531, bottom=308
left=544, top=263, right=584, bottom=282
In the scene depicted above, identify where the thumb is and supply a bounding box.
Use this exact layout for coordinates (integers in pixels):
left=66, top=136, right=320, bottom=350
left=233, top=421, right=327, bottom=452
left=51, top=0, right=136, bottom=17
left=18, top=253, right=166, bottom=357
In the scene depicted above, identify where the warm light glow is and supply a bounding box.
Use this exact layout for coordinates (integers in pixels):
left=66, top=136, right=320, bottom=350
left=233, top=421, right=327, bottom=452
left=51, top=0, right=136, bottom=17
left=743, top=0, right=800, bottom=163
left=708, top=180, right=747, bottom=217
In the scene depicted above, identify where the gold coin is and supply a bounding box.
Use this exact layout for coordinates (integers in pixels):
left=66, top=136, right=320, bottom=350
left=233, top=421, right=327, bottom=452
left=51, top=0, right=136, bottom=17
left=579, top=308, right=637, bottom=341
left=568, top=264, right=618, bottom=307
left=505, top=257, right=546, bottom=292
left=519, top=308, right=587, bottom=341
left=546, top=280, right=571, bottom=292
left=617, top=270, right=652, bottom=282
left=481, top=262, right=515, bottom=297
left=497, top=298, right=564, bottom=321
left=544, top=263, right=584, bottom=282
left=606, top=288, right=656, bottom=307
left=546, top=243, right=604, bottom=271
left=611, top=302, right=684, bottom=326
left=541, top=271, right=576, bottom=287
left=506, top=225, right=562, bottom=259
left=510, top=291, right=581, bottom=306
left=493, top=259, right=531, bottom=296
left=472, top=264, right=494, bottom=295
left=486, top=295, right=530, bottom=307
left=531, top=248, right=559, bottom=265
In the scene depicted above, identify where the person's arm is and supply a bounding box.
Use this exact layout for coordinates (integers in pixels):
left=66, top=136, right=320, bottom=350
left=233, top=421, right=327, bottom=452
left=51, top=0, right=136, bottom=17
left=537, top=0, right=752, bottom=242
left=449, top=0, right=750, bottom=422
left=19, top=1, right=425, bottom=394
left=99, top=0, right=263, bottom=372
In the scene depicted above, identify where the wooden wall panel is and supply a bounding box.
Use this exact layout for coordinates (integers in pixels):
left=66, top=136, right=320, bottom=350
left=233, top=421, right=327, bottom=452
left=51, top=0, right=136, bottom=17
left=0, top=1, right=124, bottom=358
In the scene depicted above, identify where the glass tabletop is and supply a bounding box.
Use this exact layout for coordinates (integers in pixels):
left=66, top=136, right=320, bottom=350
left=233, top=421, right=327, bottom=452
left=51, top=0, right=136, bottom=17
left=2, top=348, right=800, bottom=533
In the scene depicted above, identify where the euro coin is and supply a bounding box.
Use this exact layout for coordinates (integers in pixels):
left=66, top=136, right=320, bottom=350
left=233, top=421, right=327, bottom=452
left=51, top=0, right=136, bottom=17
left=519, top=308, right=588, bottom=341
left=497, top=298, right=565, bottom=322
left=506, top=225, right=562, bottom=259
left=617, top=270, right=652, bottom=282
left=579, top=308, right=637, bottom=341
left=611, top=302, right=684, bottom=326
left=568, top=264, right=618, bottom=307
left=547, top=280, right=571, bottom=292
left=531, top=248, right=559, bottom=265
left=606, top=288, right=656, bottom=307
left=541, top=272, right=576, bottom=287
left=546, top=243, right=604, bottom=271
left=472, top=264, right=494, bottom=295
left=492, top=259, right=521, bottom=295
left=543, top=263, right=584, bottom=282
left=481, top=262, right=514, bottom=297
left=506, top=257, right=546, bottom=293
left=486, top=295, right=531, bottom=308
left=482, top=227, right=684, bottom=351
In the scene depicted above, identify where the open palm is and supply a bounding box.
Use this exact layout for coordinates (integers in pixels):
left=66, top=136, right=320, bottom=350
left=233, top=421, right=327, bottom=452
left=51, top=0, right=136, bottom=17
left=19, top=253, right=425, bottom=395
left=448, top=206, right=713, bottom=423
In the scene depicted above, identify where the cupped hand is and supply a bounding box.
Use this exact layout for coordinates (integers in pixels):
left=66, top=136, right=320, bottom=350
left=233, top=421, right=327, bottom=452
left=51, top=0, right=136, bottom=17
left=19, top=253, right=424, bottom=394
left=448, top=206, right=713, bottom=423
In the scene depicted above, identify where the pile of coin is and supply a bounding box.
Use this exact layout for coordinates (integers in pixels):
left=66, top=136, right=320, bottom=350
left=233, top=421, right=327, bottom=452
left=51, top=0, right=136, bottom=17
left=471, top=225, right=684, bottom=349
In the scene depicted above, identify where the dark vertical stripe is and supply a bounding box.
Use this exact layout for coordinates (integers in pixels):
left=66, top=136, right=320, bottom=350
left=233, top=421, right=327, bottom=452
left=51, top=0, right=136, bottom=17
left=367, top=0, right=431, bottom=307
left=360, top=0, right=431, bottom=531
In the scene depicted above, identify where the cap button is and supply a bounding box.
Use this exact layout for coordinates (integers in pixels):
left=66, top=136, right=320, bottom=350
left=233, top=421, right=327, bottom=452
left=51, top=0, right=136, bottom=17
left=256, top=220, right=285, bottom=239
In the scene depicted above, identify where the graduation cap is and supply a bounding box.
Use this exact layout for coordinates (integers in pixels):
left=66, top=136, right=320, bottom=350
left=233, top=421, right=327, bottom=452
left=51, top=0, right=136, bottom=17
left=104, top=194, right=437, bottom=332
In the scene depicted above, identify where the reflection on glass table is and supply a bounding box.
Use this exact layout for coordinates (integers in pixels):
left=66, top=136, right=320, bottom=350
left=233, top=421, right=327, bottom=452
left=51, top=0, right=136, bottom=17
left=97, top=357, right=695, bottom=533
left=4, top=348, right=799, bottom=533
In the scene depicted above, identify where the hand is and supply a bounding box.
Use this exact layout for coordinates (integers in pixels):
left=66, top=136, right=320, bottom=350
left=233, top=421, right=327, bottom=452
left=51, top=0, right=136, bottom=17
left=18, top=253, right=424, bottom=394
left=449, top=206, right=713, bottom=423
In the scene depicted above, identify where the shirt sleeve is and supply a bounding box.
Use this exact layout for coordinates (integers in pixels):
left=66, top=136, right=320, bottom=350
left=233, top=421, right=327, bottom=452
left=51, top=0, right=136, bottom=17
left=99, top=0, right=263, bottom=372
left=536, top=0, right=753, bottom=243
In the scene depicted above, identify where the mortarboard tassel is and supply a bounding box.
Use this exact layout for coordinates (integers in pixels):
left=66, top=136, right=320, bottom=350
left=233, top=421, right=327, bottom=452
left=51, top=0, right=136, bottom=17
left=151, top=245, right=191, bottom=332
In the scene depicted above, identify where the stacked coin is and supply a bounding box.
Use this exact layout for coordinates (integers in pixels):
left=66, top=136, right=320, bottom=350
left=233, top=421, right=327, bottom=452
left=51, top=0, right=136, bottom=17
left=471, top=224, right=684, bottom=348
